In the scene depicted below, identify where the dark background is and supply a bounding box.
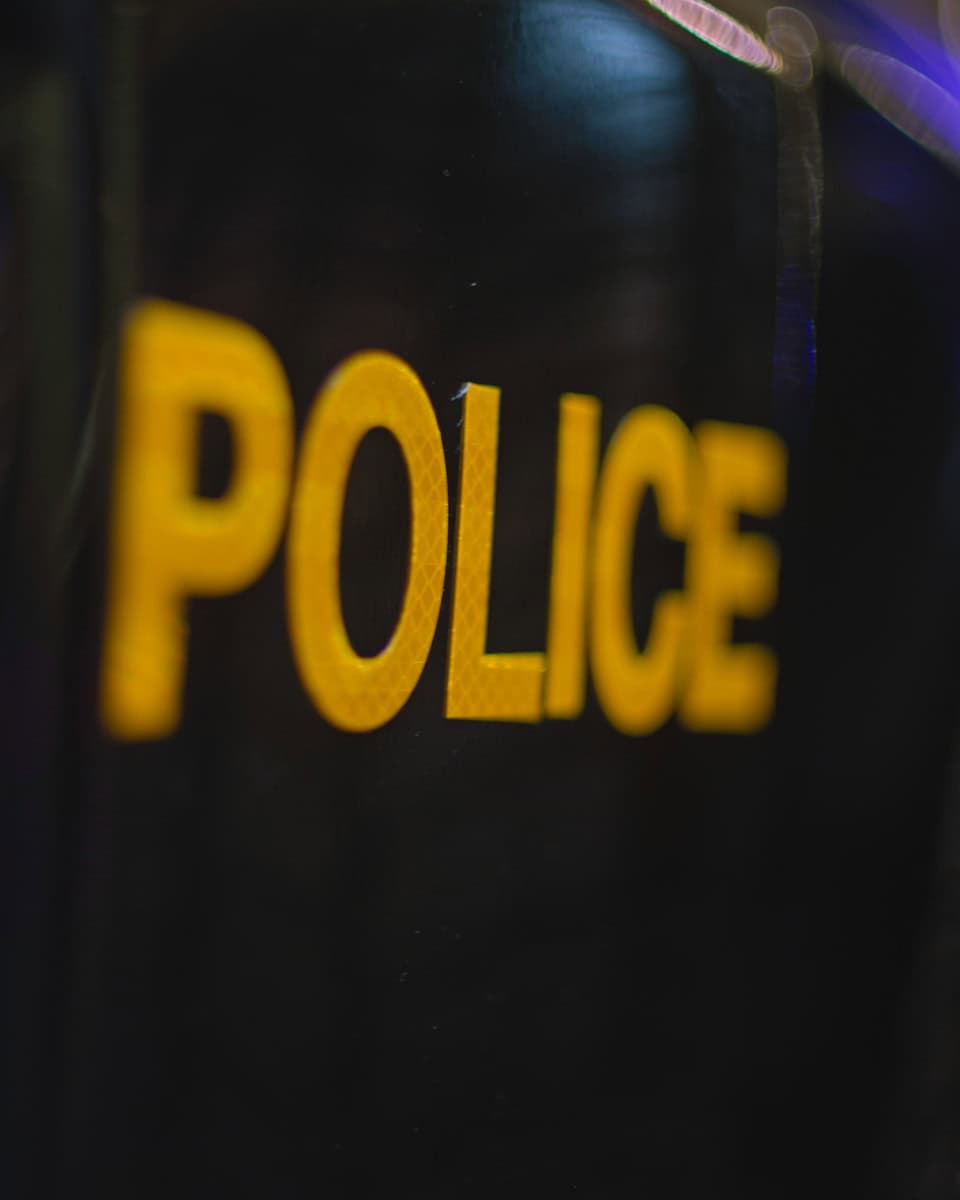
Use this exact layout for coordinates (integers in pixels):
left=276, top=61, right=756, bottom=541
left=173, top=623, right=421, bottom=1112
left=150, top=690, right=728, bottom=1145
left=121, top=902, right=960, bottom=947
left=3, top=2, right=960, bottom=1197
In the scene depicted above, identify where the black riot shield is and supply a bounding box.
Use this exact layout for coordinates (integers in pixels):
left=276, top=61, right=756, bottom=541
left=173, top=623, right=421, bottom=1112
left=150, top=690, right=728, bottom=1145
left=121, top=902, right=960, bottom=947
left=4, top=2, right=960, bottom=1198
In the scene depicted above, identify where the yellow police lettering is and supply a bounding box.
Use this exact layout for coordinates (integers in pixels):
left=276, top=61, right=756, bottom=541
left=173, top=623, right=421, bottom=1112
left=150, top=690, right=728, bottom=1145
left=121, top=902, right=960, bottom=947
left=445, top=383, right=546, bottom=722
left=590, top=406, right=692, bottom=735
left=545, top=394, right=601, bottom=720
left=101, top=300, right=294, bottom=739
left=680, top=421, right=787, bottom=732
left=287, top=352, right=448, bottom=732
left=101, top=299, right=790, bottom=741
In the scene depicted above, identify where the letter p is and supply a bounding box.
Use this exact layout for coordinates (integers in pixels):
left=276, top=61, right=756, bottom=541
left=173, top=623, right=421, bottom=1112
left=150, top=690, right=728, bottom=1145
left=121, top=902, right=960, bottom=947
left=101, top=301, right=294, bottom=740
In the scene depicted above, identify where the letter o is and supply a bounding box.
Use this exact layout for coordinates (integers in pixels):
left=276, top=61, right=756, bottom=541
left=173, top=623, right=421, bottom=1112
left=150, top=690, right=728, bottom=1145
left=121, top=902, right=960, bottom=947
left=287, top=352, right=448, bottom=731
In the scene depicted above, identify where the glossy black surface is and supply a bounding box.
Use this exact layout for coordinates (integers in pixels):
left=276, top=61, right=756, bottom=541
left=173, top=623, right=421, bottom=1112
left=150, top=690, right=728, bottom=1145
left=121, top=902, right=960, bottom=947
left=90, top=6, right=787, bottom=1196
left=3, top=2, right=960, bottom=1198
